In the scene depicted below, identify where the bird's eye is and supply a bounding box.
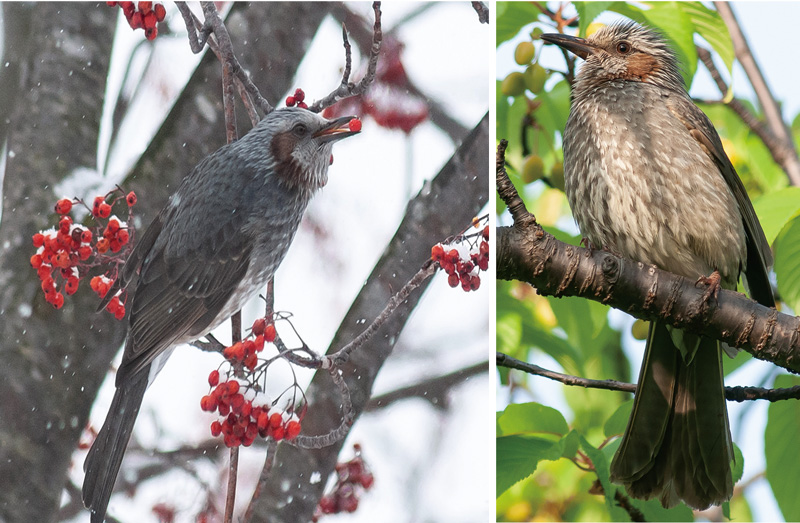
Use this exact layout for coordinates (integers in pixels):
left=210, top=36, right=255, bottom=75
left=292, top=123, right=308, bottom=137
left=616, top=41, right=631, bottom=54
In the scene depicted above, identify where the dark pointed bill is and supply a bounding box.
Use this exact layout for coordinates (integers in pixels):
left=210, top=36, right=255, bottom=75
left=540, top=33, right=595, bottom=60
left=314, top=115, right=360, bottom=143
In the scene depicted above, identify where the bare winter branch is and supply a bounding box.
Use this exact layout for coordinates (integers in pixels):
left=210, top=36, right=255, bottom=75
left=309, top=2, right=383, bottom=112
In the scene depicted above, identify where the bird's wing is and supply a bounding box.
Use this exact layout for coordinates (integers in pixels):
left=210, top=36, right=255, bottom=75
left=666, top=94, right=774, bottom=308
left=114, top=155, right=261, bottom=384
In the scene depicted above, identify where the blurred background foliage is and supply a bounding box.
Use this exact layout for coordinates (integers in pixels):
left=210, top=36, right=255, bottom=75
left=496, top=2, right=800, bottom=521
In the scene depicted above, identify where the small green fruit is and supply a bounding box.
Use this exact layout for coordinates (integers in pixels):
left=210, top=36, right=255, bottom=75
left=524, top=63, right=548, bottom=94
left=501, top=72, right=526, bottom=97
left=514, top=41, right=535, bottom=65
left=530, top=27, right=544, bottom=41
left=548, top=161, right=565, bottom=191
left=631, top=319, right=649, bottom=340
left=521, top=155, right=545, bottom=184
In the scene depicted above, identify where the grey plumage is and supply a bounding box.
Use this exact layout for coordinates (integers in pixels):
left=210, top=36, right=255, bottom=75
left=542, top=22, right=773, bottom=509
left=83, top=108, right=358, bottom=522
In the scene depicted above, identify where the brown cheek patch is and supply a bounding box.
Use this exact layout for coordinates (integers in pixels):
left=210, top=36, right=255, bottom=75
left=623, top=53, right=661, bottom=82
left=270, top=131, right=306, bottom=190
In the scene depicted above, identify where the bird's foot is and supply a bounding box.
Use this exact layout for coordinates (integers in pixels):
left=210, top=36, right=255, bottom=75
left=696, top=270, right=722, bottom=305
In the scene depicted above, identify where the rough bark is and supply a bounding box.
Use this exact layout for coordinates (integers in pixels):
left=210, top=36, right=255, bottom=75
left=0, top=4, right=117, bottom=521
left=0, top=3, right=331, bottom=522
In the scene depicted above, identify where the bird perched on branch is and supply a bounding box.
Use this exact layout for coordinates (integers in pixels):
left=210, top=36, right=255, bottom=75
left=542, top=22, right=774, bottom=509
left=82, top=107, right=360, bottom=522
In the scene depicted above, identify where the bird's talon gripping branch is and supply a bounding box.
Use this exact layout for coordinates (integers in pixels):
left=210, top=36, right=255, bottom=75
left=697, top=269, right=723, bottom=305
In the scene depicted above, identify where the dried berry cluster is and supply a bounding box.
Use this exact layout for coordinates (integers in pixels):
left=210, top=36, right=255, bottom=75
left=314, top=444, right=375, bottom=520
left=285, top=88, right=309, bottom=110
left=200, top=317, right=304, bottom=448
left=431, top=217, right=489, bottom=292
left=30, top=189, right=137, bottom=314
left=107, top=1, right=166, bottom=40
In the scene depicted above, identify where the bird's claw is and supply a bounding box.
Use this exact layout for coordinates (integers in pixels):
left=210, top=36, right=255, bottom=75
left=696, top=270, right=722, bottom=305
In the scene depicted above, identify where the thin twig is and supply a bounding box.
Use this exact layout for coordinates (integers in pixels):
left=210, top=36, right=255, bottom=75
left=498, top=352, right=800, bottom=402
left=326, top=261, right=437, bottom=367
left=366, top=361, right=489, bottom=411
left=713, top=2, right=800, bottom=185
left=291, top=366, right=355, bottom=449
left=243, top=438, right=278, bottom=520
left=176, top=1, right=272, bottom=116
left=309, top=1, right=383, bottom=112
left=471, top=2, right=489, bottom=24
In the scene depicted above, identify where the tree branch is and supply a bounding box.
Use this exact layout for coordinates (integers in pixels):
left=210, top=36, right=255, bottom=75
left=366, top=360, right=489, bottom=411
left=496, top=143, right=800, bottom=374
left=704, top=4, right=800, bottom=185
left=498, top=352, right=800, bottom=402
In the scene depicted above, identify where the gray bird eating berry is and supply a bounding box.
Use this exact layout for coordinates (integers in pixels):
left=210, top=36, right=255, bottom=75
left=82, top=108, right=360, bottom=522
left=541, top=22, right=774, bottom=509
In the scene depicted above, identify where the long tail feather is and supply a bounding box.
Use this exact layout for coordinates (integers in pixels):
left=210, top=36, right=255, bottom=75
left=82, top=368, right=148, bottom=523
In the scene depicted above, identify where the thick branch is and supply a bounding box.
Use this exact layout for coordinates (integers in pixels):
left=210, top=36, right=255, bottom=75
left=496, top=147, right=800, bottom=374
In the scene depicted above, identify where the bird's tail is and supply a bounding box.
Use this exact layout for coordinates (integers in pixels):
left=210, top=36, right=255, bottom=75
left=610, top=320, right=733, bottom=510
left=82, top=369, right=148, bottom=523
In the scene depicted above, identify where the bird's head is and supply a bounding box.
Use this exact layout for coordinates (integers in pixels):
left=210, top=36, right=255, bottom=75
left=541, top=22, right=684, bottom=92
left=247, top=107, right=360, bottom=194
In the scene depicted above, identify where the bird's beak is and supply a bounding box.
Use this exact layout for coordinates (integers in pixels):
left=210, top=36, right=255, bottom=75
left=540, top=33, right=596, bottom=60
left=314, top=116, right=360, bottom=143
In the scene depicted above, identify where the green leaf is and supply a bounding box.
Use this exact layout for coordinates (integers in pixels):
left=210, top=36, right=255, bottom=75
left=607, top=1, right=648, bottom=25
left=496, top=80, right=510, bottom=142
left=497, top=3, right=541, bottom=46
left=604, top=400, right=633, bottom=438
left=497, top=402, right=569, bottom=437
left=534, top=79, right=571, bottom=145
left=731, top=442, right=745, bottom=485
left=634, top=498, right=695, bottom=522
left=764, top=374, right=800, bottom=521
left=496, top=309, right=523, bottom=356
left=496, top=435, right=561, bottom=496
left=679, top=2, right=734, bottom=75
left=774, top=217, right=800, bottom=314
left=578, top=435, right=621, bottom=517
left=574, top=2, right=614, bottom=36
left=640, top=2, right=698, bottom=88
left=752, top=187, right=800, bottom=245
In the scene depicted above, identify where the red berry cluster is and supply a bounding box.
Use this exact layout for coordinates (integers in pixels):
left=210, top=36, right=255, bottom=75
left=431, top=219, right=489, bottom=293
left=314, top=444, right=374, bottom=520
left=285, top=88, right=308, bottom=109
left=108, top=1, right=166, bottom=41
left=31, top=190, right=137, bottom=311
left=200, top=317, right=302, bottom=448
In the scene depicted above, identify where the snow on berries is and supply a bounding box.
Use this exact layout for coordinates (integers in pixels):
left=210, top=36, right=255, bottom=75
left=31, top=188, right=137, bottom=316
left=107, top=2, right=166, bottom=40
left=431, top=215, right=489, bottom=292
left=201, top=315, right=305, bottom=448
